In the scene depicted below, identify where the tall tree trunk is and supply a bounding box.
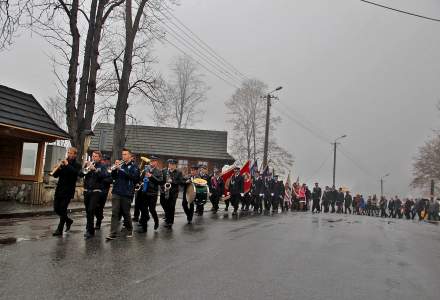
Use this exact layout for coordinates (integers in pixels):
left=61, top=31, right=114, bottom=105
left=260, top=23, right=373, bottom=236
left=112, top=0, right=148, bottom=160
left=65, top=0, right=81, bottom=149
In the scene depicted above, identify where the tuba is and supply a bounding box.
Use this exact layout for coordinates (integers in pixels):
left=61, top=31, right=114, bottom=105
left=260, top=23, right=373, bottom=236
left=164, top=169, right=172, bottom=200
left=139, top=156, right=151, bottom=170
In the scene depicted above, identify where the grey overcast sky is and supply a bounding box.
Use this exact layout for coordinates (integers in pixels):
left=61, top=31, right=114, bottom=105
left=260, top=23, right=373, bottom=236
left=1, top=0, right=439, bottom=197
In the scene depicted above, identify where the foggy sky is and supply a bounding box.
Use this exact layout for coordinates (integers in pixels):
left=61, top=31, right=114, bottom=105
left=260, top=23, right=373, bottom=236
left=1, top=0, right=439, bottom=197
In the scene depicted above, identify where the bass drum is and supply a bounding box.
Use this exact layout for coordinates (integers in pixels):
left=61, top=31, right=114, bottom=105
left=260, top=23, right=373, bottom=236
left=194, top=184, right=210, bottom=206
left=186, top=183, right=196, bottom=204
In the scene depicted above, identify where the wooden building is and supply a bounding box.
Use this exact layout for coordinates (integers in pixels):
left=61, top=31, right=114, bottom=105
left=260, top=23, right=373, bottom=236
left=89, top=123, right=235, bottom=174
left=0, top=85, right=70, bottom=203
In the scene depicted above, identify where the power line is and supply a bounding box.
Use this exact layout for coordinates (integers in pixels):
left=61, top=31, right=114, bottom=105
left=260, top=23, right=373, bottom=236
left=154, top=6, right=248, bottom=82
left=147, top=5, right=245, bottom=86
left=161, top=3, right=250, bottom=80
left=305, top=150, right=333, bottom=182
left=360, top=0, right=440, bottom=23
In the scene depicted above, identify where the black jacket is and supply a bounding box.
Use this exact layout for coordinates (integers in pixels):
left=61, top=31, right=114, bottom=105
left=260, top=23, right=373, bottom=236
left=53, top=159, right=81, bottom=199
left=336, top=191, right=345, bottom=205
left=229, top=174, right=244, bottom=196
left=161, top=168, right=184, bottom=197
left=142, top=167, right=163, bottom=195
left=251, top=177, right=265, bottom=196
left=344, top=194, right=352, bottom=206
left=80, top=162, right=109, bottom=191
left=210, top=175, right=225, bottom=198
left=312, top=187, right=322, bottom=200
left=273, top=181, right=285, bottom=199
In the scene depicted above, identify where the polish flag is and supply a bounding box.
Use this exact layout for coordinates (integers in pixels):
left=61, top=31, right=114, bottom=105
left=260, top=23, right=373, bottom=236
left=240, top=160, right=252, bottom=193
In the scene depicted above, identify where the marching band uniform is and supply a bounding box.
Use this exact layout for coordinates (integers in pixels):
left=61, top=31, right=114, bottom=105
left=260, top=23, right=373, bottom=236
left=322, top=187, right=330, bottom=213
left=52, top=149, right=81, bottom=236
left=251, top=172, right=264, bottom=213
left=197, top=166, right=211, bottom=216
left=209, top=168, right=224, bottom=213
left=108, top=155, right=139, bottom=239
left=344, top=191, right=352, bottom=214
left=271, top=176, right=284, bottom=212
left=97, top=155, right=113, bottom=230
left=79, top=157, right=109, bottom=238
left=229, top=167, right=244, bottom=215
left=182, top=165, right=200, bottom=224
left=160, top=159, right=184, bottom=228
left=138, top=156, right=163, bottom=232
left=264, top=175, right=275, bottom=212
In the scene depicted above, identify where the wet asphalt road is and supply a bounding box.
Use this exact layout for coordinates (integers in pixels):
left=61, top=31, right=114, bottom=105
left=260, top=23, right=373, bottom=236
left=0, top=208, right=439, bottom=300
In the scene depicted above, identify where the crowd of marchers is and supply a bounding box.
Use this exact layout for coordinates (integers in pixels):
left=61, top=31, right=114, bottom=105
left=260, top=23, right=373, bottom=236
left=49, top=147, right=440, bottom=241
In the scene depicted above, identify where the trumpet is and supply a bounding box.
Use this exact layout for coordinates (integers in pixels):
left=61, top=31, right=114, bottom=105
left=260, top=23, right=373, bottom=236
left=49, top=159, right=67, bottom=176
left=110, top=159, right=123, bottom=171
left=82, top=161, right=95, bottom=175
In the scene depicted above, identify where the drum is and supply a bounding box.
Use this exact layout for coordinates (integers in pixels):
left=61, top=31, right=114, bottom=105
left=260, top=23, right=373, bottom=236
left=194, top=184, right=209, bottom=206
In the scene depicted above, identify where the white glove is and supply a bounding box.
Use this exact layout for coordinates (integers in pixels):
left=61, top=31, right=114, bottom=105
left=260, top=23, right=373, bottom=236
left=240, top=193, right=244, bottom=197
left=271, top=193, right=274, bottom=196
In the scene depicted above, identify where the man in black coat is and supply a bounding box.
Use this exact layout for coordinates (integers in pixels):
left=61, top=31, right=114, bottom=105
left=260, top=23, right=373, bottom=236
left=344, top=191, right=353, bottom=214
left=322, top=186, right=330, bottom=213
left=209, top=168, right=224, bottom=213
left=229, top=166, right=244, bottom=215
left=160, top=159, right=184, bottom=228
left=271, top=175, right=284, bottom=213
left=182, top=165, right=200, bottom=224
left=79, top=151, right=109, bottom=239
left=138, top=155, right=163, bottom=232
left=312, top=182, right=322, bottom=213
left=251, top=171, right=265, bottom=213
left=264, top=174, right=274, bottom=212
left=51, top=147, right=81, bottom=236
left=336, top=188, right=344, bottom=213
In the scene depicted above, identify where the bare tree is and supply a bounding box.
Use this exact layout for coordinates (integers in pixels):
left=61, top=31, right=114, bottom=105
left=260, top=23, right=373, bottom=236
left=2, top=0, right=124, bottom=161
left=411, top=134, right=440, bottom=190
left=226, top=79, right=293, bottom=175
left=153, top=55, right=208, bottom=128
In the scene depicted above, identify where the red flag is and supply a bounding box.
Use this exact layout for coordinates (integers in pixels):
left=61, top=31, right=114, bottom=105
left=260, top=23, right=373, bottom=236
left=221, top=166, right=235, bottom=196
left=240, top=160, right=252, bottom=193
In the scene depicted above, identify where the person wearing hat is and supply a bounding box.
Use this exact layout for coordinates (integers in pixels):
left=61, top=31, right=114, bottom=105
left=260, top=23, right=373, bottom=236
left=160, top=159, right=184, bottom=228
left=196, top=165, right=211, bottom=216
left=271, top=175, right=284, bottom=213
left=137, top=155, right=163, bottom=232
left=251, top=170, right=264, bottom=214
left=182, top=164, right=200, bottom=224
left=209, top=167, right=224, bottom=213
left=228, top=166, right=244, bottom=215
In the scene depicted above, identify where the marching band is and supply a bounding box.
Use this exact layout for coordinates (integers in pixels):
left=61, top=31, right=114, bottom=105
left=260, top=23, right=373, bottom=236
left=50, top=147, right=440, bottom=240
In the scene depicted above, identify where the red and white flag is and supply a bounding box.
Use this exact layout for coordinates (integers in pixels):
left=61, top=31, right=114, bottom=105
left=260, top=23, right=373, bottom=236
left=240, top=160, right=252, bottom=193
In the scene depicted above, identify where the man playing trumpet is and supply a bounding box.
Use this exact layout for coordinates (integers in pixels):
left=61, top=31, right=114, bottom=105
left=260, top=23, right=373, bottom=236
left=51, top=147, right=81, bottom=236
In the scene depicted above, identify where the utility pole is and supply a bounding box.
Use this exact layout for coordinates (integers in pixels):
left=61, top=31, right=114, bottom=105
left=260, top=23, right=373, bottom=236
left=332, top=135, right=347, bottom=188
left=380, top=173, right=390, bottom=199
left=262, top=86, right=282, bottom=168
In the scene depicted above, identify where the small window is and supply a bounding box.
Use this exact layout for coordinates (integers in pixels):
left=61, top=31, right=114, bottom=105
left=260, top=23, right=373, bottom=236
left=20, top=143, right=38, bottom=176
left=178, top=159, right=188, bottom=169
left=198, top=161, right=208, bottom=167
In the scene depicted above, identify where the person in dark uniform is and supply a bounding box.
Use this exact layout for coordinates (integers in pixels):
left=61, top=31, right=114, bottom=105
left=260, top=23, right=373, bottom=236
left=329, top=187, right=337, bottom=213
left=182, top=165, right=200, bottom=224
left=322, top=186, right=330, bottom=213
left=209, top=168, right=224, bottom=213
left=336, top=188, right=344, bottom=213
left=137, top=156, right=163, bottom=232
left=344, top=191, right=352, bottom=214
left=394, top=196, right=403, bottom=219
left=388, top=197, right=395, bottom=218
left=107, top=148, right=139, bottom=240
left=196, top=165, right=211, bottom=216
left=229, top=166, right=244, bottom=216
left=251, top=171, right=264, bottom=213
left=264, top=173, right=274, bottom=212
left=271, top=175, right=284, bottom=213
left=51, top=147, right=81, bottom=236
left=96, top=154, right=112, bottom=230
left=79, top=151, right=109, bottom=239
left=311, top=182, right=322, bottom=213
left=380, top=197, right=388, bottom=218
left=160, top=159, right=184, bottom=229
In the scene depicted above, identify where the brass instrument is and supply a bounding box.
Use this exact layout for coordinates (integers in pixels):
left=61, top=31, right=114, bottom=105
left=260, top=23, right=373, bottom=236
left=82, top=161, right=95, bottom=175
left=49, top=159, right=67, bottom=176
left=110, top=159, right=123, bottom=171
left=139, top=156, right=151, bottom=170
left=164, top=169, right=172, bottom=200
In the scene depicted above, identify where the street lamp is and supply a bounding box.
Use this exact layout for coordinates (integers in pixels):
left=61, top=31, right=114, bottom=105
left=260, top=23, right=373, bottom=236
left=262, top=86, right=283, bottom=168
left=332, top=134, right=347, bottom=188
left=380, top=173, right=390, bottom=200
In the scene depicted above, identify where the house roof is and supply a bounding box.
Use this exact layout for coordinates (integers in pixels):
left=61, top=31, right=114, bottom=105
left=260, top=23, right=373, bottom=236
left=90, top=123, right=235, bottom=162
left=0, top=85, right=70, bottom=139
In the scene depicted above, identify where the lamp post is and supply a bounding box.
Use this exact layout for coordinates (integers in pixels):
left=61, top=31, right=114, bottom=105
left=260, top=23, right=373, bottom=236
left=332, top=134, right=347, bottom=188
left=262, top=86, right=283, bottom=169
left=380, top=173, right=390, bottom=200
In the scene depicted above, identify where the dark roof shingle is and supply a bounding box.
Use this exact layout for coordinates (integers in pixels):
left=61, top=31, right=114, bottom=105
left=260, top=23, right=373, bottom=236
left=0, top=85, right=70, bottom=139
left=90, top=123, right=235, bottom=161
